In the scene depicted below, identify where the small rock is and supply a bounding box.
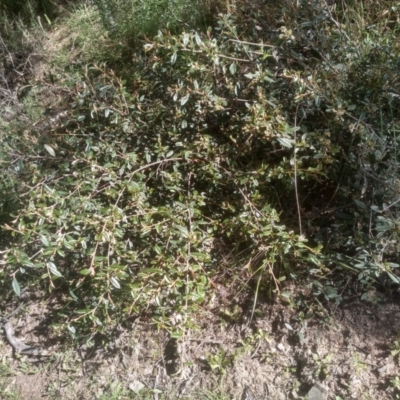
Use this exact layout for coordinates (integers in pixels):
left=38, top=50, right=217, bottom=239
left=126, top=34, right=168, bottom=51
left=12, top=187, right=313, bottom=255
left=307, top=383, right=327, bottom=400
left=129, top=380, right=145, bottom=393
left=378, top=362, right=395, bottom=376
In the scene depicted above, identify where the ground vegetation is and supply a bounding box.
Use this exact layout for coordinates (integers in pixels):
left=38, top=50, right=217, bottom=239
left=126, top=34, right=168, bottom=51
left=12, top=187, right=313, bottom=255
left=1, top=0, right=400, bottom=398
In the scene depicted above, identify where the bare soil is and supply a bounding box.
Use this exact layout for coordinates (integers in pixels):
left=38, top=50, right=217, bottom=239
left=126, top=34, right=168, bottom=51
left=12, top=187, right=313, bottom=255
left=1, top=286, right=400, bottom=400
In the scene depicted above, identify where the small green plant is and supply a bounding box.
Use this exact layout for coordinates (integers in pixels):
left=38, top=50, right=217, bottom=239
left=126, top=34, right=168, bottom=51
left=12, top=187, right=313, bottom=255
left=97, top=380, right=133, bottom=399
left=205, top=349, right=235, bottom=374
left=390, top=376, right=400, bottom=399
left=195, top=389, right=232, bottom=400
left=312, top=352, right=333, bottom=380
left=284, top=310, right=313, bottom=343
left=283, top=364, right=297, bottom=377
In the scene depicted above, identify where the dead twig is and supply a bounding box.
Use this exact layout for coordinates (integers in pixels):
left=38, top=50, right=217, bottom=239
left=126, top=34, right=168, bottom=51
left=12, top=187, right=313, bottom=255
left=0, top=302, right=51, bottom=356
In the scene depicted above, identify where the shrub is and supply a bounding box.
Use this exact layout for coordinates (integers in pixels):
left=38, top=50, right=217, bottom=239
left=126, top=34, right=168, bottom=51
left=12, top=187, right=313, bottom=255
left=3, top=0, right=400, bottom=341
left=3, top=17, right=321, bottom=337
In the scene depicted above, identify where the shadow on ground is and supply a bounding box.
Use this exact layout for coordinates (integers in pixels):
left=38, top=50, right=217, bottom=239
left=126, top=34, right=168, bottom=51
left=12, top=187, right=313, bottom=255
left=1, top=283, right=399, bottom=399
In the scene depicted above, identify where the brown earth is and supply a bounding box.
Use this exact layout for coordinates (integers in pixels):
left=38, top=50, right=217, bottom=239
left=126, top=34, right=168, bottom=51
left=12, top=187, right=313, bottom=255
left=1, top=286, right=400, bottom=400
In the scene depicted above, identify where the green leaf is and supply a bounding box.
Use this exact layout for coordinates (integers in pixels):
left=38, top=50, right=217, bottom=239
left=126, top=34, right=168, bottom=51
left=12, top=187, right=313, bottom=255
left=194, top=32, right=202, bottom=46
left=47, top=262, right=63, bottom=277
left=75, top=308, right=91, bottom=314
left=40, top=235, right=49, bottom=246
left=79, top=269, right=91, bottom=275
left=182, top=33, right=189, bottom=46
left=57, top=249, right=66, bottom=257
left=153, top=245, right=162, bottom=255
left=12, top=277, right=21, bottom=297
left=354, top=199, right=366, bottom=209
left=22, top=260, right=36, bottom=268
left=229, top=63, right=237, bottom=75
left=44, top=144, right=56, bottom=157
left=277, top=137, right=293, bottom=148
left=170, top=330, right=183, bottom=339
left=67, top=325, right=76, bottom=334
left=69, top=289, right=79, bottom=301
left=284, top=323, right=293, bottom=331
left=110, top=276, right=121, bottom=289
left=180, top=94, right=190, bottom=106
left=388, top=272, right=399, bottom=284
left=174, top=225, right=189, bottom=238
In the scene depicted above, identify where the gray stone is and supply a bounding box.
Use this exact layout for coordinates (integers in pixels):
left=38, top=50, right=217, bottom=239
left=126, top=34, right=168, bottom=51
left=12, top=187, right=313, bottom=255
left=128, top=380, right=145, bottom=393
left=307, top=383, right=327, bottom=400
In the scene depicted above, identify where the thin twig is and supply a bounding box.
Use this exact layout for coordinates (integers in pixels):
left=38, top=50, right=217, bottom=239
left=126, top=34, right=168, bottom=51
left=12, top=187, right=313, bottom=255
left=0, top=33, right=15, bottom=69
left=322, top=0, right=352, bottom=43
left=229, top=39, right=274, bottom=48
left=186, top=338, right=223, bottom=344
left=293, top=106, right=302, bottom=235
